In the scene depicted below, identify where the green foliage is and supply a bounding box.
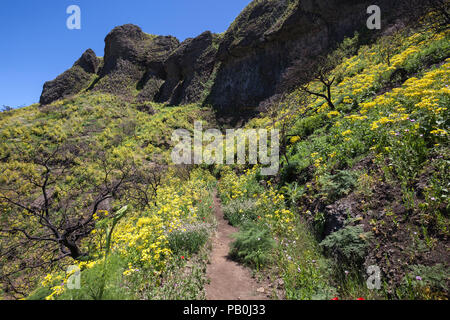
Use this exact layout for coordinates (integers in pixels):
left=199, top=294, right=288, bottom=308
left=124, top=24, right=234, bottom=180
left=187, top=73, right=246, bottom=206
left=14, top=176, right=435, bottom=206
left=126, top=252, right=209, bottom=300
left=403, top=36, right=450, bottom=73
left=229, top=223, right=276, bottom=269
left=57, top=254, right=130, bottom=300
left=0, top=91, right=215, bottom=299
left=28, top=254, right=130, bottom=300
left=223, top=199, right=259, bottom=226
left=96, top=206, right=129, bottom=257
left=320, top=224, right=373, bottom=265
left=408, top=264, right=449, bottom=292
left=168, top=224, right=209, bottom=256
left=275, top=220, right=337, bottom=300
left=26, top=287, right=53, bottom=301
left=280, top=182, right=304, bottom=206
left=319, top=170, right=359, bottom=202
left=292, top=113, right=327, bottom=138
left=396, top=264, right=449, bottom=299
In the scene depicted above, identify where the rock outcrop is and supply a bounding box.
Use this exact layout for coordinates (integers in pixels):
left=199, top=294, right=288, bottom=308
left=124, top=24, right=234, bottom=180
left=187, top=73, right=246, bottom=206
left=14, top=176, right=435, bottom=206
left=40, top=49, right=99, bottom=105
left=157, top=31, right=219, bottom=105
left=94, top=24, right=179, bottom=98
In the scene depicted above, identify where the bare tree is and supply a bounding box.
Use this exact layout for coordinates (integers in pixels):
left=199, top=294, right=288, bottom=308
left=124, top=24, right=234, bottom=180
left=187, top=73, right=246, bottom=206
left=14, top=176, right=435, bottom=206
left=0, top=141, right=137, bottom=296
left=281, top=34, right=359, bottom=111
left=125, top=163, right=165, bottom=209
left=259, top=92, right=310, bottom=166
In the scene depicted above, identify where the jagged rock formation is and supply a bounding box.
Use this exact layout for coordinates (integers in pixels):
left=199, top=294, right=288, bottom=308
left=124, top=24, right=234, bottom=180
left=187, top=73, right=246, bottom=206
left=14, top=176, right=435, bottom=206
left=94, top=24, right=180, bottom=99
left=40, top=49, right=99, bottom=105
left=40, top=0, right=400, bottom=114
left=157, top=31, right=219, bottom=105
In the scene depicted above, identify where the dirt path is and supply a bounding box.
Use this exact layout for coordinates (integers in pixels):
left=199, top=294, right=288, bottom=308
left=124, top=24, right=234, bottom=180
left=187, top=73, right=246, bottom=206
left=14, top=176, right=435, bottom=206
left=205, top=191, right=269, bottom=300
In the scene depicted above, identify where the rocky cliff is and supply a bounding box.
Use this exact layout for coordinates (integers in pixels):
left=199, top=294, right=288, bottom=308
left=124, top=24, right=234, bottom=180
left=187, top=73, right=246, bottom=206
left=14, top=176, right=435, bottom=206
left=40, top=49, right=99, bottom=105
left=156, top=31, right=219, bottom=105
left=94, top=24, right=180, bottom=100
left=40, top=0, right=400, bottom=115
left=206, top=0, right=402, bottom=118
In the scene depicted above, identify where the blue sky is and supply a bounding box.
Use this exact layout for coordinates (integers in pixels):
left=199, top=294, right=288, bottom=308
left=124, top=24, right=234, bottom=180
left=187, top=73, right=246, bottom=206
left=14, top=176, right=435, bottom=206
left=0, top=0, right=251, bottom=108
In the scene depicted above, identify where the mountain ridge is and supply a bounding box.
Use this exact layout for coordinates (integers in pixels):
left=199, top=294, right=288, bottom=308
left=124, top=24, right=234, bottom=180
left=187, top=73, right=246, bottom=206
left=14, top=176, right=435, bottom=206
left=40, top=0, right=403, bottom=118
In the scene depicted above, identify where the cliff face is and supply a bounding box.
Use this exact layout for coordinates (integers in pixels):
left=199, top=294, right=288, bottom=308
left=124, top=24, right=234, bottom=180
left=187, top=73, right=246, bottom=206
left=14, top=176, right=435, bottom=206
left=40, top=0, right=399, bottom=115
left=206, top=0, right=400, bottom=117
left=156, top=31, right=219, bottom=105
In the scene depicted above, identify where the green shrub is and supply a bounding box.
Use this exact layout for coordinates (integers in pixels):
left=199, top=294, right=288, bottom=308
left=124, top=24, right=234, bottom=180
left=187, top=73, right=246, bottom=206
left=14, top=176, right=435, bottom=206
left=403, top=37, right=450, bottom=73
left=128, top=253, right=209, bottom=300
left=27, top=286, right=53, bottom=300
left=293, top=113, right=328, bottom=138
left=319, top=170, right=359, bottom=202
left=320, top=224, right=372, bottom=265
left=279, top=161, right=302, bottom=185
left=408, top=264, right=449, bottom=292
left=280, top=181, right=305, bottom=207
left=229, top=223, right=276, bottom=269
left=242, top=172, right=265, bottom=197
left=168, top=224, right=209, bottom=255
left=397, top=264, right=449, bottom=299
left=58, top=254, right=129, bottom=300
left=223, top=199, right=259, bottom=226
left=279, top=220, right=337, bottom=300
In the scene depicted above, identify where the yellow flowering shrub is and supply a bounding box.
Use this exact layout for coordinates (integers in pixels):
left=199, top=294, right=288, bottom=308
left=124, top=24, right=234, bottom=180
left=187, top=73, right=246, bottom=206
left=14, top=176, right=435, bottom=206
left=219, top=167, right=296, bottom=237
left=36, top=167, right=215, bottom=300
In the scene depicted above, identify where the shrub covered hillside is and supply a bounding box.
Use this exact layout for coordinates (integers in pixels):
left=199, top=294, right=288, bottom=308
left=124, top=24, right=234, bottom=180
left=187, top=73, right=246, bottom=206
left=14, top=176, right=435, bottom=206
left=0, top=94, right=218, bottom=299
left=0, top=0, right=449, bottom=301
left=227, top=27, right=449, bottom=299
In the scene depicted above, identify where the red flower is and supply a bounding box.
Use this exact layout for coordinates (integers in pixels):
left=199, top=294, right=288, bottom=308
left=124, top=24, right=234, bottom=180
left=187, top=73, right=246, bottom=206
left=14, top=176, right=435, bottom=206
left=209, top=206, right=212, bottom=209
left=356, top=297, right=365, bottom=300
left=331, top=297, right=339, bottom=300
left=181, top=256, right=185, bottom=260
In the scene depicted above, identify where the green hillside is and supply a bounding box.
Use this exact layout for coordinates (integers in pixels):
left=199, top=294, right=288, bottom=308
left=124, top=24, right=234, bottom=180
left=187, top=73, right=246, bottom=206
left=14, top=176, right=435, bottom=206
left=0, top=2, right=449, bottom=301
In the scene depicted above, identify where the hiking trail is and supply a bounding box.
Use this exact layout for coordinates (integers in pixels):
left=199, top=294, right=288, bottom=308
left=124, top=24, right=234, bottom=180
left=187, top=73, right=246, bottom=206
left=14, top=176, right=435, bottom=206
left=205, top=190, right=269, bottom=300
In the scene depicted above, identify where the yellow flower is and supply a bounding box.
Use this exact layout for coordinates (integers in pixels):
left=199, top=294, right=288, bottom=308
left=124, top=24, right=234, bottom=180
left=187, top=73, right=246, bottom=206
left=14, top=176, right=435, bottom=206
left=327, top=111, right=340, bottom=118
left=341, top=130, right=352, bottom=136
left=342, top=96, right=353, bottom=104
left=430, top=129, right=447, bottom=136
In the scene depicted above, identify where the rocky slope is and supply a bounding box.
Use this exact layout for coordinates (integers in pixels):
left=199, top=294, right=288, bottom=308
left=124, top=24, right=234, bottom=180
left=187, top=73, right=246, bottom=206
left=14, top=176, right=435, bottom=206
left=40, top=0, right=402, bottom=115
